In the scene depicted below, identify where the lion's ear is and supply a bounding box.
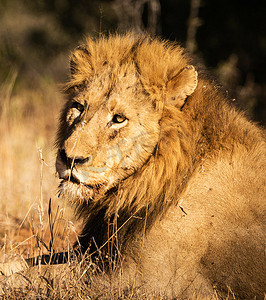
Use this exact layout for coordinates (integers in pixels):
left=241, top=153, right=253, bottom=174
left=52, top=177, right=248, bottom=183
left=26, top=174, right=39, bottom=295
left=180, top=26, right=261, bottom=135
left=70, top=45, right=92, bottom=77
left=166, top=65, right=198, bottom=108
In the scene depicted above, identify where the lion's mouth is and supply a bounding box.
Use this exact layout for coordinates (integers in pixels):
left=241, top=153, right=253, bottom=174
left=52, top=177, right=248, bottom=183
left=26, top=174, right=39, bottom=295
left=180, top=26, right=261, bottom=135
left=60, top=177, right=96, bottom=189
left=59, top=175, right=103, bottom=196
left=57, top=164, right=96, bottom=189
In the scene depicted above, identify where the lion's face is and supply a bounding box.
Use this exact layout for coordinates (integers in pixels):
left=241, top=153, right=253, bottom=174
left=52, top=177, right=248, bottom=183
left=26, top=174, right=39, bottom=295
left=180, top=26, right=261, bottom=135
left=56, top=36, right=198, bottom=203
left=56, top=68, right=161, bottom=201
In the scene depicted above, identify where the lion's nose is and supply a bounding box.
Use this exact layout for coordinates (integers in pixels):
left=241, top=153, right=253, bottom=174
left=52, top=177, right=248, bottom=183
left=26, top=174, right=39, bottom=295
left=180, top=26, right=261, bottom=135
left=58, top=149, right=92, bottom=167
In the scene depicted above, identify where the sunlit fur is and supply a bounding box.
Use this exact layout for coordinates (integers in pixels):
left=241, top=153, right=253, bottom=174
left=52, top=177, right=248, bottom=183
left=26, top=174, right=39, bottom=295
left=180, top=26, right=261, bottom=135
left=56, top=33, right=265, bottom=299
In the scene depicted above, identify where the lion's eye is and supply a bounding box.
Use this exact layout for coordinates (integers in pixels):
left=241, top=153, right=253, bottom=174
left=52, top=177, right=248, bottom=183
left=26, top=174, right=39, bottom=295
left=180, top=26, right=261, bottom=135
left=71, top=101, right=84, bottom=113
left=112, top=114, right=126, bottom=123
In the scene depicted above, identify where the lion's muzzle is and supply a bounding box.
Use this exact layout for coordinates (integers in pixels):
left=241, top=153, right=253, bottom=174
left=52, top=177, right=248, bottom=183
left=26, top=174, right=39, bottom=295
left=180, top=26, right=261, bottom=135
left=56, top=149, right=97, bottom=186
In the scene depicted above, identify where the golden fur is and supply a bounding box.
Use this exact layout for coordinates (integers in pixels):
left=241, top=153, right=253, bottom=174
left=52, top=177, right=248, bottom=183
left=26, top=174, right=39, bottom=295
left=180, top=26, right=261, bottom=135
left=56, top=33, right=265, bottom=299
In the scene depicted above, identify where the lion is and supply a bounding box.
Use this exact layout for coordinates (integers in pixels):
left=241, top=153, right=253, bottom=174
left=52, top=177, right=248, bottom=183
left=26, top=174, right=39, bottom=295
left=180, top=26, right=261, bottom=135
left=54, top=33, right=265, bottom=299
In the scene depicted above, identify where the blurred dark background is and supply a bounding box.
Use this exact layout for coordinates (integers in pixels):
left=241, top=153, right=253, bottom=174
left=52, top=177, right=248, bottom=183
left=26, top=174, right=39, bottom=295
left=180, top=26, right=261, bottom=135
left=0, top=0, right=265, bottom=124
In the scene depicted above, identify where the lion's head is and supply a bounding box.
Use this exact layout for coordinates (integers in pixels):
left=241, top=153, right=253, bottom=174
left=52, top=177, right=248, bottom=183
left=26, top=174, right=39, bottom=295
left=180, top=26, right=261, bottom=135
left=56, top=34, right=198, bottom=214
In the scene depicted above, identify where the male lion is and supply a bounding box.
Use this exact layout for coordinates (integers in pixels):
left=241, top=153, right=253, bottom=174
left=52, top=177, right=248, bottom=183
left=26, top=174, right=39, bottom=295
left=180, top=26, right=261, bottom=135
left=55, top=33, right=265, bottom=299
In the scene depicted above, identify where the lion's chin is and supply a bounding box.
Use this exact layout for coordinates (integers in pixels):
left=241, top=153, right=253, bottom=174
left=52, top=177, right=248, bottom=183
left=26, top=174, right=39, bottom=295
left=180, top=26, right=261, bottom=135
left=58, top=180, right=99, bottom=203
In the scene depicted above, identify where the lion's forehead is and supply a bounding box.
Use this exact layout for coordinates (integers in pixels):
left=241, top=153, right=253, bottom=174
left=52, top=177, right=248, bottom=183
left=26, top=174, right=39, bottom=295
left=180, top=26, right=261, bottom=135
left=75, top=68, right=139, bottom=108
